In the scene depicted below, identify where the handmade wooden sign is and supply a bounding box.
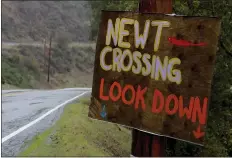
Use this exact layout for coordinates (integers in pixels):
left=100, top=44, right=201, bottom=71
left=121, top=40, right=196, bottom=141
left=88, top=11, right=221, bottom=145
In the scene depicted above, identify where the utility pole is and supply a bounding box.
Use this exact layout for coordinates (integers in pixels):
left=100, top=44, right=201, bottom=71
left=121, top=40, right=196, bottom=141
left=43, top=38, right=47, bottom=67
left=131, top=0, right=173, bottom=157
left=47, top=34, right=52, bottom=83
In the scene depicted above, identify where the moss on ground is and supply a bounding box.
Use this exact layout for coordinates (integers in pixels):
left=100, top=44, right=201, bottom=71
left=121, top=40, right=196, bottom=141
left=19, top=97, right=131, bottom=157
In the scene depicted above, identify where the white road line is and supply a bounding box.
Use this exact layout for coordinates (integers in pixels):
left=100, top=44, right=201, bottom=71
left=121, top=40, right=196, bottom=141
left=2, top=91, right=90, bottom=143
left=61, top=88, right=92, bottom=91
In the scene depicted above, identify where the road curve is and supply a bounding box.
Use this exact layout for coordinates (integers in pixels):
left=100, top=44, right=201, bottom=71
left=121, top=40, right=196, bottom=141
left=1, top=88, right=91, bottom=156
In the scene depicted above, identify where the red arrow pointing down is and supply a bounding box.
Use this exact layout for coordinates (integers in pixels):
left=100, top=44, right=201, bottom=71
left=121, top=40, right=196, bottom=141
left=193, top=125, right=205, bottom=139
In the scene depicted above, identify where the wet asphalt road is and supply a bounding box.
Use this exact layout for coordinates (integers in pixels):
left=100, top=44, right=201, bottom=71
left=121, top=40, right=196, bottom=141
left=1, top=88, right=91, bottom=156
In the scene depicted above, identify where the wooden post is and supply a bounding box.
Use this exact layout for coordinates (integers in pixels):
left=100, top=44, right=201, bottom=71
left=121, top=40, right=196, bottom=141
left=47, top=34, right=52, bottom=83
left=43, top=38, right=47, bottom=68
left=139, top=0, right=173, bottom=13
left=131, top=0, right=173, bottom=157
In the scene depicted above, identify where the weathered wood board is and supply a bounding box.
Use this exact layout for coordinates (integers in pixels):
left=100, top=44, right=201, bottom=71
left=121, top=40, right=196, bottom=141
left=88, top=11, right=221, bottom=145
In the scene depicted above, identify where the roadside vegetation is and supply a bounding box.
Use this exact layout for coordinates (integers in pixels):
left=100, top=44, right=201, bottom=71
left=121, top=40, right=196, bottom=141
left=1, top=40, right=95, bottom=89
left=19, top=97, right=131, bottom=157
left=2, top=47, right=41, bottom=88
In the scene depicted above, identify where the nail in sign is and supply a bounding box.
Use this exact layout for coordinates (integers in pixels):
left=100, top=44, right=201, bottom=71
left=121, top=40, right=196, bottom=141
left=88, top=11, right=221, bottom=145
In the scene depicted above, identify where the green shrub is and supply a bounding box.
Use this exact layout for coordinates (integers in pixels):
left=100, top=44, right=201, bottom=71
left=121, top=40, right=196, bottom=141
left=2, top=55, right=33, bottom=88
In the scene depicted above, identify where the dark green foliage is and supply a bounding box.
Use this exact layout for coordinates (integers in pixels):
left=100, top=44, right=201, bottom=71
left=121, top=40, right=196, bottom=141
left=2, top=54, right=34, bottom=88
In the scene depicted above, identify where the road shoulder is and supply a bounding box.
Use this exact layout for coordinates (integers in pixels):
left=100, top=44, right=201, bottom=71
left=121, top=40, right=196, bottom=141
left=19, top=97, right=131, bottom=156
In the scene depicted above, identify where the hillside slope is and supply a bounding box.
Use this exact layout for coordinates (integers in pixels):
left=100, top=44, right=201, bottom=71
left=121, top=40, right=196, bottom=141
left=2, top=44, right=95, bottom=89
left=2, top=1, right=92, bottom=42
left=2, top=1, right=95, bottom=89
